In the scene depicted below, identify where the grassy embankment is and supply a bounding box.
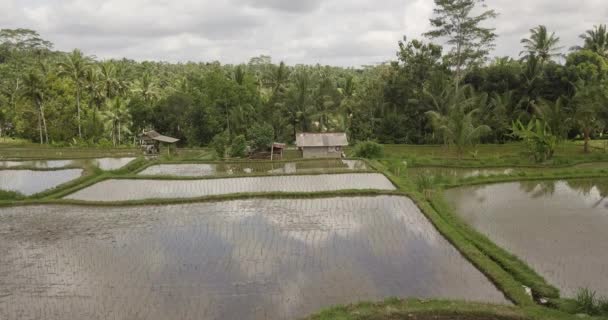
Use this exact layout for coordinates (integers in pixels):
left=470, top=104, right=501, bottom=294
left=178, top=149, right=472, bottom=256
left=372, top=143, right=608, bottom=318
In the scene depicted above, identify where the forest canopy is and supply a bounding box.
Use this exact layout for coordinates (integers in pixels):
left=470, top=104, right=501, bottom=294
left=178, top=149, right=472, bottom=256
left=0, top=1, right=607, bottom=150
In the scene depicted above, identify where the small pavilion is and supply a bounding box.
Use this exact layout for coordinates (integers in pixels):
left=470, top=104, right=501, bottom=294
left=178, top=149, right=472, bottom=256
left=139, top=130, right=179, bottom=155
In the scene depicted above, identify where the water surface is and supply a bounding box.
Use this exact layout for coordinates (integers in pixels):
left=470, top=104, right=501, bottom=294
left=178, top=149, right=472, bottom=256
left=0, top=169, right=83, bottom=195
left=407, top=162, right=608, bottom=179
left=138, top=160, right=368, bottom=177
left=444, top=179, right=608, bottom=296
left=0, top=196, right=507, bottom=320
left=65, top=173, right=395, bottom=202
left=0, top=157, right=135, bottom=170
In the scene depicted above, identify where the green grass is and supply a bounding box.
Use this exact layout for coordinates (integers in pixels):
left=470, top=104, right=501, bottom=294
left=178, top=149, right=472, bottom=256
left=378, top=142, right=608, bottom=167
left=304, top=298, right=591, bottom=320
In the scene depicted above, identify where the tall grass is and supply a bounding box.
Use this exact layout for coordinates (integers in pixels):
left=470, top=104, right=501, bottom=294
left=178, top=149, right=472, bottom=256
left=574, top=288, right=608, bottom=316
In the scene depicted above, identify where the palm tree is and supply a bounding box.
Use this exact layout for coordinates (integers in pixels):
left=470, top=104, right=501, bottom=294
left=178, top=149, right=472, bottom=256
left=573, top=80, right=606, bottom=153
left=99, top=62, right=120, bottom=99
left=574, top=24, right=608, bottom=58
left=85, top=67, right=105, bottom=138
left=285, top=68, right=315, bottom=136
left=269, top=61, right=289, bottom=96
left=57, top=49, right=92, bottom=139
left=132, top=72, right=159, bottom=105
left=21, top=65, right=49, bottom=144
left=101, top=97, right=132, bottom=146
left=533, top=97, right=572, bottom=141
left=425, top=84, right=491, bottom=157
left=520, top=25, right=562, bottom=63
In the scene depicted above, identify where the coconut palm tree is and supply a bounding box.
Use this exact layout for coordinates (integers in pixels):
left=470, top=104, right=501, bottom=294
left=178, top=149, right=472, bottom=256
left=85, top=67, right=105, bottom=138
left=101, top=97, right=132, bottom=146
left=132, top=72, right=159, bottom=105
left=574, top=24, right=608, bottom=58
left=520, top=25, right=562, bottom=63
left=21, top=65, right=49, bottom=144
left=99, top=62, right=120, bottom=99
left=57, top=49, right=92, bottom=139
left=425, top=84, right=491, bottom=157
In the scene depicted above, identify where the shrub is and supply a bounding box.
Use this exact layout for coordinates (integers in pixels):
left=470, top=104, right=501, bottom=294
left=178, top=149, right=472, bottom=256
left=247, top=123, right=274, bottom=152
left=210, top=131, right=229, bottom=158
left=0, top=190, right=24, bottom=200
left=229, top=135, right=247, bottom=158
left=353, top=141, right=384, bottom=159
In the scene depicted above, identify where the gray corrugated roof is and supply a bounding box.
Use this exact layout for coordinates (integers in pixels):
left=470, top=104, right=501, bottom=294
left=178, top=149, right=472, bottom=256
left=296, top=132, right=348, bottom=147
left=141, top=130, right=180, bottom=144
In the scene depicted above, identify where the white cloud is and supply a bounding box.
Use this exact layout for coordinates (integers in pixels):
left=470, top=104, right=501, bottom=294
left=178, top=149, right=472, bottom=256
left=0, top=0, right=605, bottom=66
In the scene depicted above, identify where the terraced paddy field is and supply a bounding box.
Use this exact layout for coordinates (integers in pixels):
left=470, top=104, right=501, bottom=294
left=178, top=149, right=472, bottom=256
left=405, top=162, right=608, bottom=180
left=0, top=157, right=136, bottom=170
left=138, top=159, right=368, bottom=177
left=65, top=173, right=395, bottom=202
left=0, top=169, right=83, bottom=195
left=0, top=196, right=507, bottom=320
left=444, top=179, right=608, bottom=297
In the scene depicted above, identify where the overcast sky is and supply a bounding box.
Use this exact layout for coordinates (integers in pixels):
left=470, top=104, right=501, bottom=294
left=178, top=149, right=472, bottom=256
left=1, top=0, right=606, bottom=66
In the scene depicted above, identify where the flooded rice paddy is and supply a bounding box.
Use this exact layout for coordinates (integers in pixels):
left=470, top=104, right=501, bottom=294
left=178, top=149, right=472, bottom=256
left=0, top=169, right=83, bottom=195
left=444, top=179, right=608, bottom=296
left=0, top=157, right=135, bottom=170
left=138, top=159, right=368, bottom=177
left=407, top=162, right=608, bottom=179
left=0, top=196, right=507, bottom=320
left=65, top=173, right=395, bottom=202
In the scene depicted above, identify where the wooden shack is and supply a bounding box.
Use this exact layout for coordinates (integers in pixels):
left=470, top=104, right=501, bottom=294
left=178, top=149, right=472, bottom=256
left=296, top=132, right=348, bottom=158
left=139, top=130, right=179, bottom=155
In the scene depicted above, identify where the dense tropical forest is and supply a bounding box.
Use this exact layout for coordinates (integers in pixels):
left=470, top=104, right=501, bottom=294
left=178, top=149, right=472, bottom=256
left=0, top=0, right=607, bottom=156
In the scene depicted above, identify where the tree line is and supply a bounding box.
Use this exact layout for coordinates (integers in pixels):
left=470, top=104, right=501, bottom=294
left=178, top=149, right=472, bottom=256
left=0, top=0, right=607, bottom=155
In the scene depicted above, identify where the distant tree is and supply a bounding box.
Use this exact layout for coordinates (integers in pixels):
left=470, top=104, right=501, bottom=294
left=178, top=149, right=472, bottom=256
left=572, top=80, right=607, bottom=153
left=520, top=25, right=562, bottom=63
left=247, top=122, right=274, bottom=152
left=424, top=0, right=498, bottom=84
left=99, top=62, right=120, bottom=100
left=352, top=141, right=384, bottom=159
left=285, top=67, right=315, bottom=136
left=101, top=97, right=131, bottom=146
left=57, top=49, right=92, bottom=139
left=0, top=28, right=53, bottom=52
left=84, top=67, right=105, bottom=138
left=229, top=135, right=247, bottom=158
left=533, top=97, right=572, bottom=141
left=211, top=131, right=229, bottom=158
left=573, top=24, right=608, bottom=58
left=132, top=72, right=159, bottom=106
left=425, top=84, right=491, bottom=156
left=20, top=64, right=49, bottom=144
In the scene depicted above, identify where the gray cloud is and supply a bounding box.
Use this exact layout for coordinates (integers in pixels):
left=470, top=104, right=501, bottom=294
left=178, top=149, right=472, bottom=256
left=0, top=0, right=605, bottom=66
left=235, top=0, right=323, bottom=12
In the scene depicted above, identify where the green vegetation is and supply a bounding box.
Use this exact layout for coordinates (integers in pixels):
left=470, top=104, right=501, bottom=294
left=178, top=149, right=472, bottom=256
left=574, top=289, right=608, bottom=316
left=510, top=119, right=557, bottom=162
left=2, top=2, right=608, bottom=318
left=1, top=7, right=607, bottom=151
left=229, top=135, right=247, bottom=158
left=352, top=141, right=384, bottom=159
left=0, top=189, right=24, bottom=200
left=306, top=299, right=525, bottom=320
left=210, top=132, right=229, bottom=158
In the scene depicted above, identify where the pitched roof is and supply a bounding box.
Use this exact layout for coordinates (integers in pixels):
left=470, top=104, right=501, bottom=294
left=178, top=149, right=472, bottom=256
left=141, top=130, right=180, bottom=144
left=296, top=132, right=348, bottom=147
